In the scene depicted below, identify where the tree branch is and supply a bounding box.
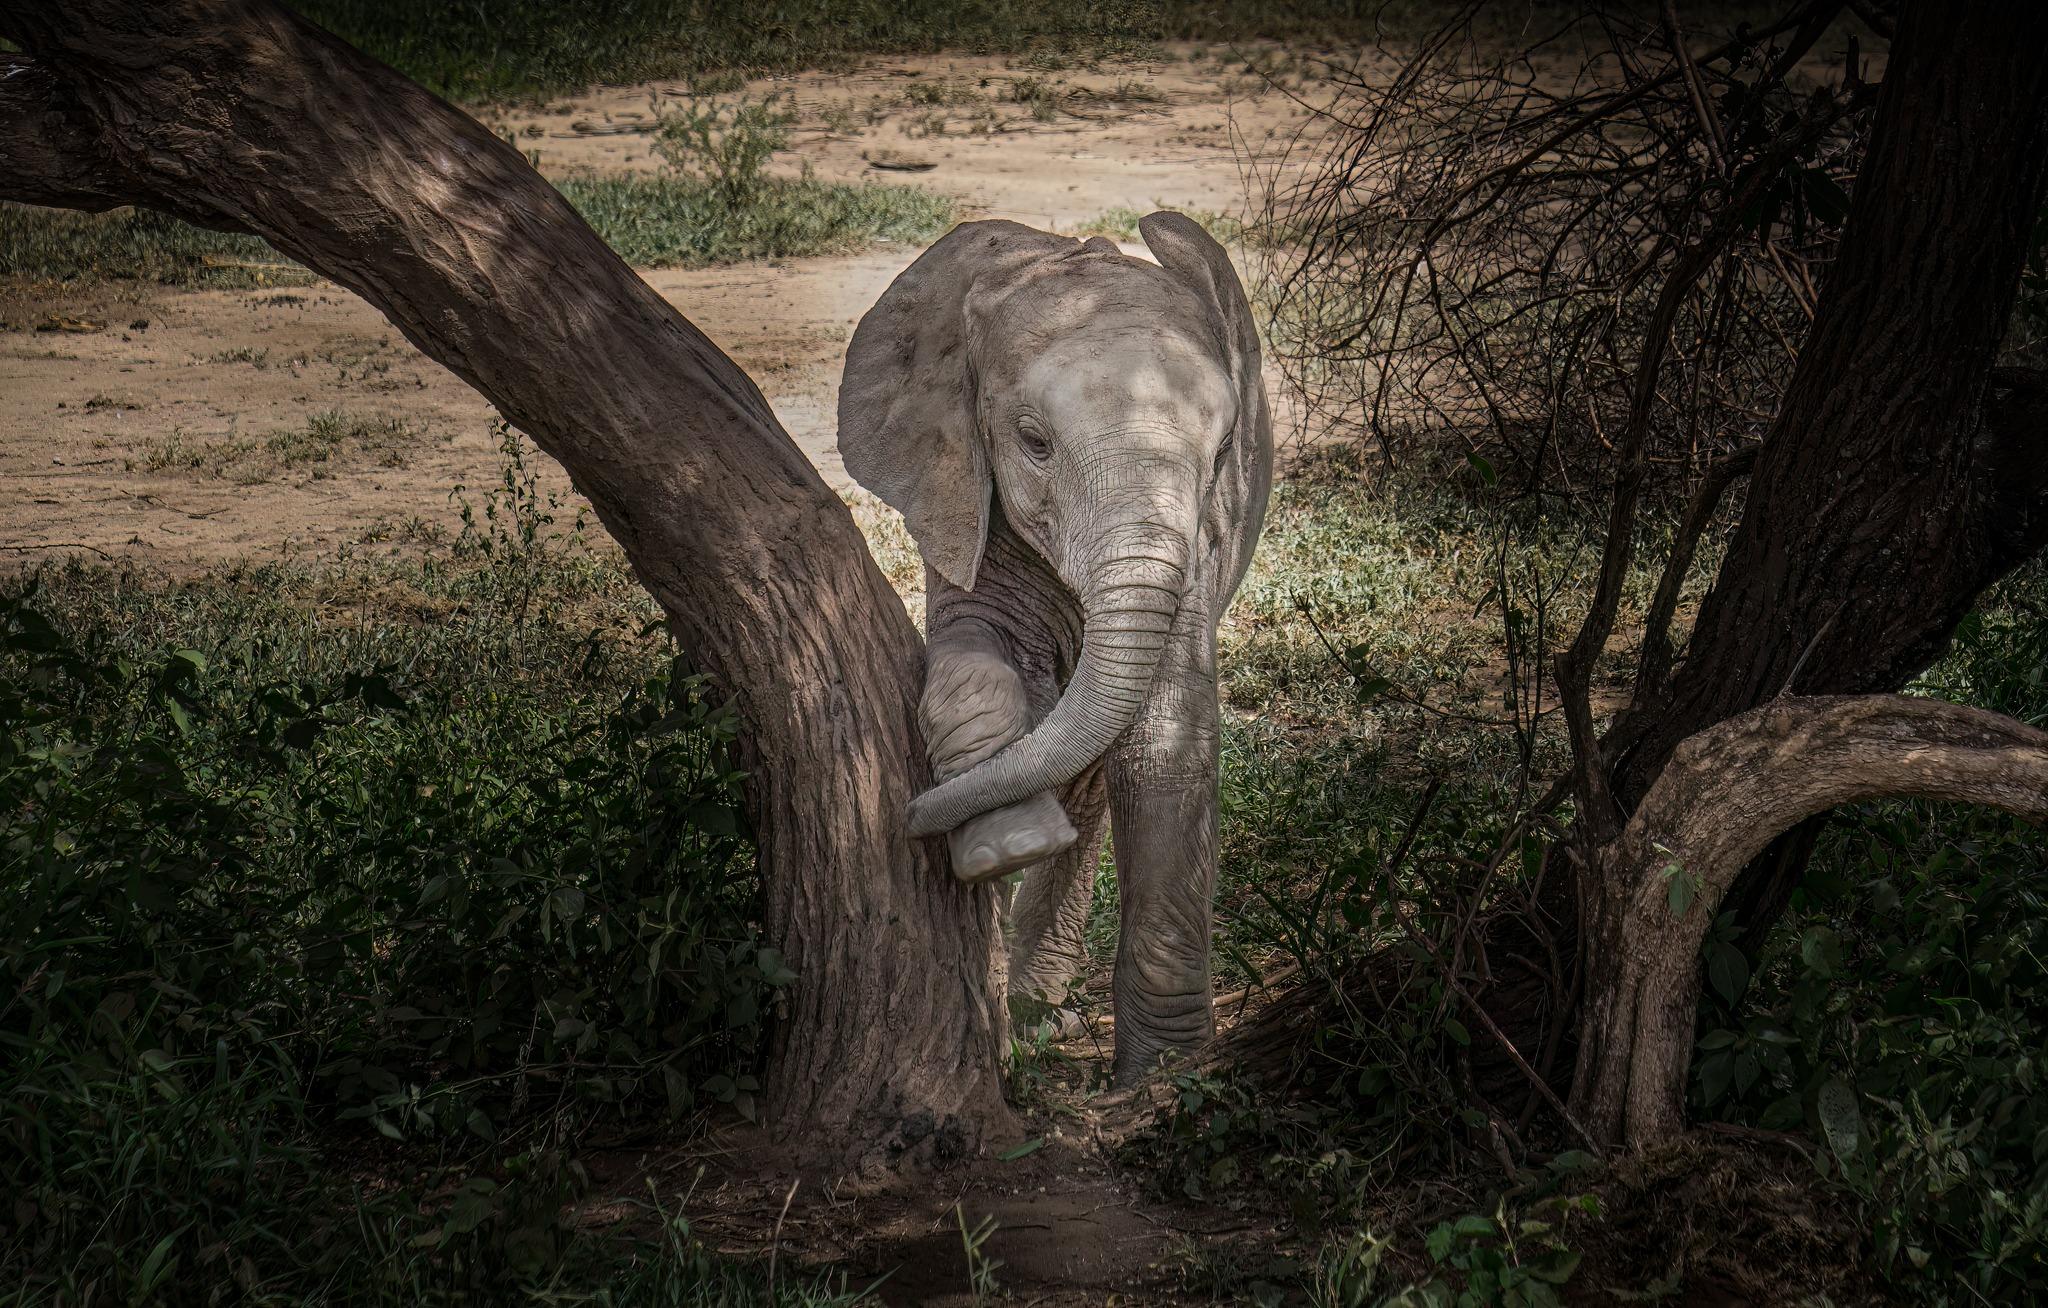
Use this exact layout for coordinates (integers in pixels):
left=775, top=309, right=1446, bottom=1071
left=0, top=54, right=139, bottom=212
left=3, top=0, right=1009, bottom=1163
left=1575, top=693, right=2048, bottom=1148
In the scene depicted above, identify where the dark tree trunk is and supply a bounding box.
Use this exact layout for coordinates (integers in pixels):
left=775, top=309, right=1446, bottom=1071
left=0, top=0, right=1010, bottom=1168
left=1606, top=0, right=2048, bottom=939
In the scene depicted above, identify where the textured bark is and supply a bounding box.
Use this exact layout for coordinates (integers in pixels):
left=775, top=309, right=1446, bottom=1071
left=1610, top=0, right=2048, bottom=809
left=0, top=0, right=1009, bottom=1165
left=1560, top=0, right=2048, bottom=1150
left=1572, top=696, right=2048, bottom=1150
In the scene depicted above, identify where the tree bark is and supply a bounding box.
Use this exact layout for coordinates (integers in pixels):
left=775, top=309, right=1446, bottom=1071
left=0, top=0, right=1010, bottom=1167
left=1572, top=695, right=2048, bottom=1150
left=1606, top=0, right=2048, bottom=935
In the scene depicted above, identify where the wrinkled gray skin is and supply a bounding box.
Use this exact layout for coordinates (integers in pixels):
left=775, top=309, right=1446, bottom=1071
left=838, top=212, right=1273, bottom=1085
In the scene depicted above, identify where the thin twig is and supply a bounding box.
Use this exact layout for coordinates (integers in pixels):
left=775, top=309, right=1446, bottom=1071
left=1453, top=982, right=1604, bottom=1157
left=766, top=1177, right=800, bottom=1296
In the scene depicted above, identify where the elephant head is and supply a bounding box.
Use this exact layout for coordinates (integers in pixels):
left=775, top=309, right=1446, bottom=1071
left=839, top=212, right=1269, bottom=837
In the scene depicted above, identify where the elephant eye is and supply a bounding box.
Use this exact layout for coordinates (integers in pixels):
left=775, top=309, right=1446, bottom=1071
left=1212, top=432, right=1235, bottom=476
left=1018, top=424, right=1053, bottom=464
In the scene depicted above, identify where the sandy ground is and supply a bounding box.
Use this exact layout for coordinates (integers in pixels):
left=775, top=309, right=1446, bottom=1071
left=0, top=45, right=1336, bottom=566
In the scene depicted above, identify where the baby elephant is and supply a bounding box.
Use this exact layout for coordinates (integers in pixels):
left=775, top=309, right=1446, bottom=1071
left=838, top=212, right=1272, bottom=1085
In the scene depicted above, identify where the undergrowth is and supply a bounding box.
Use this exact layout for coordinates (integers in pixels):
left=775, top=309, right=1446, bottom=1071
left=0, top=433, right=824, bottom=1304
left=1697, top=564, right=2048, bottom=1305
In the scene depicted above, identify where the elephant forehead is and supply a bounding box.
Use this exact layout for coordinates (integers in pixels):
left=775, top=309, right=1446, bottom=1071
left=1019, top=333, right=1234, bottom=425
left=985, top=255, right=1204, bottom=332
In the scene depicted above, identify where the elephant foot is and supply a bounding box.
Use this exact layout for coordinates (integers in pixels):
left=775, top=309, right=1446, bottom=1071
left=1017, top=1006, right=1088, bottom=1042
left=948, top=790, right=1077, bottom=883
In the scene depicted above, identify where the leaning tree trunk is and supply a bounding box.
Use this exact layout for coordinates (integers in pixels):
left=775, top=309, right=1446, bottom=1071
left=0, top=0, right=1010, bottom=1167
left=1573, top=696, right=2048, bottom=1150
left=1604, top=0, right=2048, bottom=938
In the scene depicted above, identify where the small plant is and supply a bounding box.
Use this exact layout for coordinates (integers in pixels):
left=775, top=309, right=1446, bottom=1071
left=1008, top=75, right=1064, bottom=121
left=957, top=1206, right=1003, bottom=1306
left=1311, top=1230, right=1395, bottom=1308
left=820, top=100, right=860, bottom=135
left=652, top=93, right=795, bottom=215
left=683, top=68, right=746, bottom=97
left=1390, top=1197, right=1595, bottom=1307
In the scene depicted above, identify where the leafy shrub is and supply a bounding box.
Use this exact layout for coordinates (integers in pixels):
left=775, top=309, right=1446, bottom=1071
left=654, top=95, right=796, bottom=214
left=1696, top=565, right=2048, bottom=1304
left=1386, top=1195, right=1594, bottom=1308
left=0, top=443, right=794, bottom=1297
left=1129, top=1071, right=1382, bottom=1226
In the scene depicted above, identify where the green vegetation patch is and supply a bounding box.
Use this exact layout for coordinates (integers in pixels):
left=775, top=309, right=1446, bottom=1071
left=3, top=174, right=948, bottom=289
left=0, top=203, right=306, bottom=288
left=558, top=173, right=952, bottom=269
left=126, top=408, right=430, bottom=484
left=0, top=434, right=824, bottom=1303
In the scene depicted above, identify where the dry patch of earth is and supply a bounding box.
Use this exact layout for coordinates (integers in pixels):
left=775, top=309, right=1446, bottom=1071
left=1, top=44, right=1343, bottom=568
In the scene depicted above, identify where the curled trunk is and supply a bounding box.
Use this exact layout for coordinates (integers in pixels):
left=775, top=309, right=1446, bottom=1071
left=909, top=552, right=1185, bottom=835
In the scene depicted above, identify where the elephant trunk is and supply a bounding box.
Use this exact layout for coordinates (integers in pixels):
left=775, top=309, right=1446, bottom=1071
left=906, top=529, right=1188, bottom=836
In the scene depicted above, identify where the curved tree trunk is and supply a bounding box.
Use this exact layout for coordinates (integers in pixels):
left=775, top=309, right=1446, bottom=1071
left=1572, top=696, right=2048, bottom=1151
left=1548, top=0, right=2048, bottom=1150
left=0, top=0, right=1009, bottom=1168
left=1605, top=0, right=2048, bottom=929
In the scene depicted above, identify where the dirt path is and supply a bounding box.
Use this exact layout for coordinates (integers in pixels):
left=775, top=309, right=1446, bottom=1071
left=1, top=44, right=1331, bottom=567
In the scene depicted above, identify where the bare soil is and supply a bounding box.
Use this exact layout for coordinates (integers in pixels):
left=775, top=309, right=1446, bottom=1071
left=0, top=45, right=1334, bottom=568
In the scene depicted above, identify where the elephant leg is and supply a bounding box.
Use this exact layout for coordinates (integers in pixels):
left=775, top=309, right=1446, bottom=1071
left=921, top=623, right=1077, bottom=883
left=1107, top=588, right=1221, bottom=1086
left=1006, top=763, right=1110, bottom=1022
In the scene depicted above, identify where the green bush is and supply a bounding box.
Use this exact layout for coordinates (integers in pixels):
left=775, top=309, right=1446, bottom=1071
left=1696, top=565, right=2048, bottom=1304
left=654, top=95, right=797, bottom=215
left=0, top=441, right=804, bottom=1299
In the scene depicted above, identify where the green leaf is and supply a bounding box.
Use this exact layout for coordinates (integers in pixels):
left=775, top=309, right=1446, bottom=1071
left=1665, top=865, right=1694, bottom=917
left=1425, top=1223, right=1456, bottom=1261
left=1707, top=942, right=1748, bottom=1006
left=1450, top=1214, right=1495, bottom=1240
left=998, top=1137, right=1045, bottom=1161
left=1800, top=926, right=1843, bottom=978
left=1442, top=1017, right=1471, bottom=1047
left=1816, top=1076, right=1862, bottom=1162
left=754, top=946, right=798, bottom=987
left=1528, top=1248, right=1582, bottom=1284
left=134, top=1231, right=182, bottom=1301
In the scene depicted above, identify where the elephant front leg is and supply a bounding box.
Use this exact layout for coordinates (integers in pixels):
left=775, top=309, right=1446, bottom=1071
left=1007, top=763, right=1110, bottom=1023
left=921, top=626, right=1078, bottom=883
left=1107, top=596, right=1222, bottom=1086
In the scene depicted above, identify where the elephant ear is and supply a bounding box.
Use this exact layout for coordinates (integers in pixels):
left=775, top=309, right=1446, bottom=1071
left=839, top=220, right=1073, bottom=590
left=1138, top=210, right=1261, bottom=403
left=1140, top=210, right=1273, bottom=585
